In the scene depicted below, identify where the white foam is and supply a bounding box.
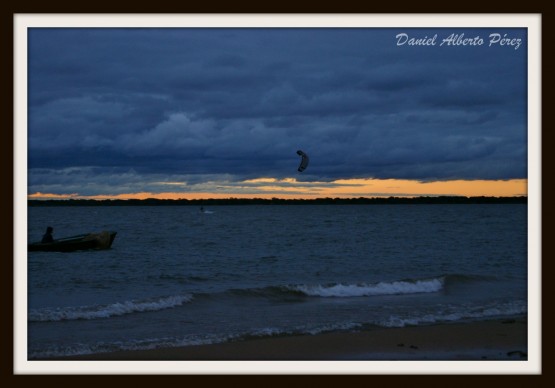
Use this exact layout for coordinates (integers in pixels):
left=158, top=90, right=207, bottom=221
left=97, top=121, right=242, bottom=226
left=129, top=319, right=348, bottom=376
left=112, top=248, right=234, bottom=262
left=378, top=301, right=527, bottom=327
left=289, top=278, right=444, bottom=297
left=28, top=294, right=194, bottom=322
left=28, top=301, right=527, bottom=359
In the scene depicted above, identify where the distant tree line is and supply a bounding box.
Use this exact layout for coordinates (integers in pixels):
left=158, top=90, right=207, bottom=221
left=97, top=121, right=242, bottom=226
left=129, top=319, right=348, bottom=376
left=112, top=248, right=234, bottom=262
left=28, top=196, right=527, bottom=207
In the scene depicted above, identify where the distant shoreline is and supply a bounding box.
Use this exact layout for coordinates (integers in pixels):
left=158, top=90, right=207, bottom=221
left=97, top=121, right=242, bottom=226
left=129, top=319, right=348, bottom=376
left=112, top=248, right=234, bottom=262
left=28, top=196, right=527, bottom=206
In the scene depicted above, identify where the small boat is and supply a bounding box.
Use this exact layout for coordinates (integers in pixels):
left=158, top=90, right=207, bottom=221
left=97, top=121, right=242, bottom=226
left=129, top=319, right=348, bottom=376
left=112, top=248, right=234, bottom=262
left=28, top=231, right=117, bottom=252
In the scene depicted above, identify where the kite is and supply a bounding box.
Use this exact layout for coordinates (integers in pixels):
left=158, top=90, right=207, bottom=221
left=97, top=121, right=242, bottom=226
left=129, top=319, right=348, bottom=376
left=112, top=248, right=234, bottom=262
left=297, top=150, right=309, bottom=172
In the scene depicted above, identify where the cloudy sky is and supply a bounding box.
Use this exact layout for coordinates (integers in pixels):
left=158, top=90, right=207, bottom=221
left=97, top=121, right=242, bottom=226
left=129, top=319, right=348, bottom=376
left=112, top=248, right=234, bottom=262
left=26, top=26, right=528, bottom=199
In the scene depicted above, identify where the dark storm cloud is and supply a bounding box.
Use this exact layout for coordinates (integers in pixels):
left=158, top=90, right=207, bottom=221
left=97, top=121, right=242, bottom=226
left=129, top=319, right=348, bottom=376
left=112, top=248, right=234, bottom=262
left=27, top=27, right=528, bottom=196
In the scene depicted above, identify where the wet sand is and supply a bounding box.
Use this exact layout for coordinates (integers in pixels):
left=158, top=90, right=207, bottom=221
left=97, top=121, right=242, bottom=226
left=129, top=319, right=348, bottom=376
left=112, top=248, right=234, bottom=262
left=51, top=318, right=528, bottom=361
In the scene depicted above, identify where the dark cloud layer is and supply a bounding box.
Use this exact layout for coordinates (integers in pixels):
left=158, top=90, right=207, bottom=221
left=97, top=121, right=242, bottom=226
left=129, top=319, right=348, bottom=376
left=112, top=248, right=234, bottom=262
left=27, top=27, right=528, bottom=196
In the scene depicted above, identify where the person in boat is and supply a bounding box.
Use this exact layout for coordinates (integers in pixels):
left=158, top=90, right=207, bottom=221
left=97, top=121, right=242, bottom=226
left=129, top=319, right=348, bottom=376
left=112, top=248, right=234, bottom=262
left=41, top=226, right=54, bottom=243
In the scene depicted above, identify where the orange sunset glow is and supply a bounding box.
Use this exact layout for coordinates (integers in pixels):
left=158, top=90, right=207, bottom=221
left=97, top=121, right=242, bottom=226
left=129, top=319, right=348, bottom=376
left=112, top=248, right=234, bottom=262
left=28, top=178, right=527, bottom=201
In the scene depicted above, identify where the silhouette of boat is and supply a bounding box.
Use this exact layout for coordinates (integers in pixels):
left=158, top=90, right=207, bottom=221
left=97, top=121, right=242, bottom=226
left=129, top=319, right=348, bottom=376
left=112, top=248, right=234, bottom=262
left=28, top=231, right=117, bottom=252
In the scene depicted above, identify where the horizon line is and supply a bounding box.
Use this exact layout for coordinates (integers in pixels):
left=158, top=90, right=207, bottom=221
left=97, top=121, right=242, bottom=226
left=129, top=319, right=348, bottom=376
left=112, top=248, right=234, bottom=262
left=28, top=195, right=528, bottom=202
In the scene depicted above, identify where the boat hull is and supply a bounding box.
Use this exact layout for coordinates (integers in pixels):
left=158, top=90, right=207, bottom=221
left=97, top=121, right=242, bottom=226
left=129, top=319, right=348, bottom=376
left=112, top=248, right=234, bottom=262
left=28, top=231, right=117, bottom=252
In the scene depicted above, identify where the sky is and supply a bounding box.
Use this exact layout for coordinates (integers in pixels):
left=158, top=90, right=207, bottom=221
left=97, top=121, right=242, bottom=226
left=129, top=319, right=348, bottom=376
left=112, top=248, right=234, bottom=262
left=26, top=26, right=529, bottom=200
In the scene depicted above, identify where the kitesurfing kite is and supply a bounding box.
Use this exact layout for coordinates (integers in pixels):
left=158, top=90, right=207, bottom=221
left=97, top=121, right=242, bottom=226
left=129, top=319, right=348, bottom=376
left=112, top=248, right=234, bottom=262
left=297, top=150, right=309, bottom=172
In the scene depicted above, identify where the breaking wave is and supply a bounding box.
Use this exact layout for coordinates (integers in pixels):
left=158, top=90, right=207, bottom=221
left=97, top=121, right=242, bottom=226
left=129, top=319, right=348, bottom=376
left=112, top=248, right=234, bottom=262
left=28, top=294, right=194, bottom=322
left=377, top=300, right=528, bottom=327
left=286, top=277, right=444, bottom=297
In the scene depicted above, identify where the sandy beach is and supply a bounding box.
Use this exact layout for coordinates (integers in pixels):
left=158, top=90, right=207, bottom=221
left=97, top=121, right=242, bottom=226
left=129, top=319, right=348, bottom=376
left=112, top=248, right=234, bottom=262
left=50, top=317, right=528, bottom=361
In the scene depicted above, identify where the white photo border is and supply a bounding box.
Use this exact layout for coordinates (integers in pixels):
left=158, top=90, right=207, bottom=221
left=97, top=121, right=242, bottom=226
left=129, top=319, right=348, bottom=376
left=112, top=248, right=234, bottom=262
left=14, top=13, right=542, bottom=375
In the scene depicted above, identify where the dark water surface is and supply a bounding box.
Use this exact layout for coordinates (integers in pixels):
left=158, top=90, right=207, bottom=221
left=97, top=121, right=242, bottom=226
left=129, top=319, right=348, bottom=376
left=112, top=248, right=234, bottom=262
left=27, top=204, right=527, bottom=358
